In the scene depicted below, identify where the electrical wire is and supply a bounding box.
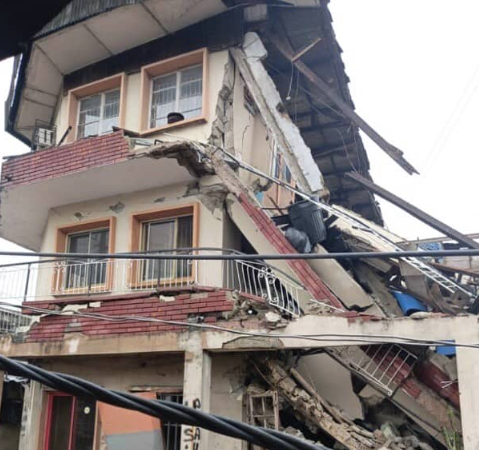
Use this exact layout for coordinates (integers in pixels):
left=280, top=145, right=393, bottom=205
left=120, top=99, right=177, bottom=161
left=3, top=302, right=476, bottom=350
left=0, top=354, right=333, bottom=450
left=0, top=248, right=477, bottom=261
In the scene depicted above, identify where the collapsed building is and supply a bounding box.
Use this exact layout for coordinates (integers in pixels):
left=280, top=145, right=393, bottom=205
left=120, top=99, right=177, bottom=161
left=0, top=1, right=477, bottom=449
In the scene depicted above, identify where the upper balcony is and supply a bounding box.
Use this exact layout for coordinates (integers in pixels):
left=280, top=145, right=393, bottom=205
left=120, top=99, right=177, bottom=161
left=0, top=132, right=204, bottom=250
left=0, top=251, right=306, bottom=317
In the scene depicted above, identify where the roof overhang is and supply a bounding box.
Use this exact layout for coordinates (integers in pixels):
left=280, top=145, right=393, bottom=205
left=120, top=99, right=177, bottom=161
left=7, top=0, right=228, bottom=144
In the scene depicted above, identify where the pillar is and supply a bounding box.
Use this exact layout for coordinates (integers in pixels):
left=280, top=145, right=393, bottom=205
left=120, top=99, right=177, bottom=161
left=456, top=343, right=479, bottom=450
left=181, top=333, right=212, bottom=450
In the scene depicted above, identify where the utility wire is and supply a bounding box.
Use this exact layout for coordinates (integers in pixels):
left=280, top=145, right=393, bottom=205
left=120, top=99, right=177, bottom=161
left=0, top=354, right=332, bottom=450
left=4, top=302, right=476, bottom=349
left=0, top=248, right=477, bottom=261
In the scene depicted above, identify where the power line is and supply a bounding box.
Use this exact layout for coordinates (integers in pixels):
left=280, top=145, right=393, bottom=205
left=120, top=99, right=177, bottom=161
left=0, top=354, right=332, bottom=450
left=0, top=248, right=477, bottom=262
left=4, top=302, right=476, bottom=349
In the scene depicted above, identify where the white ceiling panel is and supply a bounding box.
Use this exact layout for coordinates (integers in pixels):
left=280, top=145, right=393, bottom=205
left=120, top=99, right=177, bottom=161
left=16, top=100, right=54, bottom=139
left=37, top=26, right=110, bottom=74
left=87, top=4, right=166, bottom=55
left=144, top=0, right=226, bottom=33
left=27, top=47, right=63, bottom=91
left=23, top=88, right=58, bottom=109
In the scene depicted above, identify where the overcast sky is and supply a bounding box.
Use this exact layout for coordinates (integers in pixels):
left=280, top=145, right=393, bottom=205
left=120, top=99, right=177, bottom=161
left=0, top=0, right=477, bottom=259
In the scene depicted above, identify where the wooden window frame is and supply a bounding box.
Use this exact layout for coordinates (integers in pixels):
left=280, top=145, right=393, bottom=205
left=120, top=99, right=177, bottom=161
left=129, top=204, right=199, bottom=289
left=66, top=73, right=127, bottom=143
left=139, top=49, right=208, bottom=136
left=53, top=217, right=116, bottom=295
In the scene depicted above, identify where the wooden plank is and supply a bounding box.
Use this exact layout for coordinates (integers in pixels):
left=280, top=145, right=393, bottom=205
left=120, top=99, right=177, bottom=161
left=267, top=32, right=419, bottom=175
left=345, top=172, right=479, bottom=249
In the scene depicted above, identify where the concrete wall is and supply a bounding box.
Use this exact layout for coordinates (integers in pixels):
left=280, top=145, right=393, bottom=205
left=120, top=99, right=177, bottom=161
left=209, top=353, right=247, bottom=450
left=297, top=353, right=364, bottom=420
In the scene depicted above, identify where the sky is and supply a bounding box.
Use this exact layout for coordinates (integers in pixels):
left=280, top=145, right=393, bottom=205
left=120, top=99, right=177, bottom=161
left=0, top=0, right=478, bottom=261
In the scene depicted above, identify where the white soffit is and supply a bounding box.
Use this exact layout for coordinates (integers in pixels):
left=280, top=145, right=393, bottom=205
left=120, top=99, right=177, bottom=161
left=86, top=4, right=166, bottom=55
left=143, top=0, right=227, bottom=33
left=0, top=157, right=196, bottom=251
left=37, top=26, right=111, bottom=74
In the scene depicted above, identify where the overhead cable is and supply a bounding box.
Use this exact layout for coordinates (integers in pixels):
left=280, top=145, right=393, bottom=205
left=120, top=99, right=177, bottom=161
left=0, top=354, right=332, bottom=450
left=3, top=302, right=475, bottom=350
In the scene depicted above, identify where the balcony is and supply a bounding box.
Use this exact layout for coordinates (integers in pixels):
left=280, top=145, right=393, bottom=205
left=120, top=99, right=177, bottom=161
left=0, top=252, right=305, bottom=317
left=0, top=132, right=199, bottom=250
left=0, top=307, right=33, bottom=335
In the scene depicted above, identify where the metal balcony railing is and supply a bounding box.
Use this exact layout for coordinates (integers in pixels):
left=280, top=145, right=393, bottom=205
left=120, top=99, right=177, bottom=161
left=0, top=251, right=304, bottom=317
left=0, top=307, right=33, bottom=335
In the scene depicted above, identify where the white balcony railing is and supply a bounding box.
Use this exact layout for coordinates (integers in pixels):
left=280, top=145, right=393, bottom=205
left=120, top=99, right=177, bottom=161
left=0, top=252, right=305, bottom=317
left=0, top=307, right=33, bottom=334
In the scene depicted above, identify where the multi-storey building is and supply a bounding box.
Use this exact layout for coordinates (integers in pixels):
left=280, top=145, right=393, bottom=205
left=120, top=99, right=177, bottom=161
left=0, top=2, right=477, bottom=450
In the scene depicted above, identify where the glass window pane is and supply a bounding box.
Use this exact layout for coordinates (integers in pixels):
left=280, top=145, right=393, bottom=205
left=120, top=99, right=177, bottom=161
left=176, top=216, right=193, bottom=278
left=71, top=398, right=97, bottom=450
left=68, top=233, right=90, bottom=254
left=90, top=230, right=109, bottom=254
left=151, top=74, right=177, bottom=128
left=78, top=95, right=101, bottom=139
left=48, top=395, right=73, bottom=450
left=142, top=220, right=175, bottom=280
left=179, top=66, right=202, bottom=119
left=147, top=221, right=175, bottom=251
left=101, top=90, right=120, bottom=134
left=89, top=229, right=109, bottom=285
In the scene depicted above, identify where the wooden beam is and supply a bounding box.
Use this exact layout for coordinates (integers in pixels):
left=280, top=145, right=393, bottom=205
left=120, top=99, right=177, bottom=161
left=345, top=172, right=479, bottom=249
left=268, top=32, right=419, bottom=175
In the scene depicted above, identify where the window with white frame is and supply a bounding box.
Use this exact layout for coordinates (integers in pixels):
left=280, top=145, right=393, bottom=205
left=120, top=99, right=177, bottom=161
left=149, top=65, right=203, bottom=128
left=77, top=89, right=120, bottom=139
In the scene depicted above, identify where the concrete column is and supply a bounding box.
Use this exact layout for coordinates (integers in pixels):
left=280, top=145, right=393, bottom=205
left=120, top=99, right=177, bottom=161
left=456, top=344, right=479, bottom=450
left=18, top=381, right=43, bottom=450
left=181, top=333, right=212, bottom=450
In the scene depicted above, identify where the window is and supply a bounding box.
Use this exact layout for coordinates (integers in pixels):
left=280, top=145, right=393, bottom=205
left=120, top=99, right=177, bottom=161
left=140, top=49, right=207, bottom=133
left=266, top=143, right=295, bottom=209
left=150, top=65, right=203, bottom=128
left=54, top=218, right=116, bottom=294
left=141, top=215, right=193, bottom=281
left=130, top=204, right=199, bottom=286
left=77, top=89, right=120, bottom=139
left=44, top=393, right=96, bottom=450
left=67, top=73, right=125, bottom=144
left=157, top=393, right=183, bottom=450
left=65, top=228, right=110, bottom=288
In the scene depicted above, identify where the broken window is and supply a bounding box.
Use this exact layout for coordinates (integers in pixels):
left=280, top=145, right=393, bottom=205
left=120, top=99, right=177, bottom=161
left=150, top=65, right=203, bottom=128
left=140, top=215, right=193, bottom=281
left=77, top=89, right=120, bottom=139
left=65, top=228, right=109, bottom=289
left=157, top=392, right=183, bottom=450
left=265, top=143, right=295, bottom=209
left=247, top=391, right=280, bottom=450
left=44, top=393, right=96, bottom=450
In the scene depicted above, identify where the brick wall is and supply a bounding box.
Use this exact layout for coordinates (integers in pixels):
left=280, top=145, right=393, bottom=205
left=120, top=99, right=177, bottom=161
left=24, top=290, right=239, bottom=343
left=237, top=192, right=344, bottom=309
left=1, top=131, right=130, bottom=188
